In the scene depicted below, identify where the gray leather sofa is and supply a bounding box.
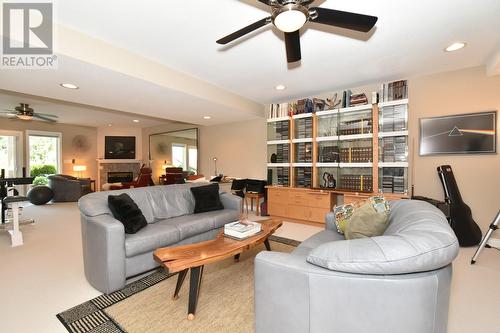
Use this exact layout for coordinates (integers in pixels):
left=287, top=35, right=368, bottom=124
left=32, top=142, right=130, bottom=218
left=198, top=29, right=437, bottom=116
left=79, top=184, right=241, bottom=293
left=48, top=174, right=92, bottom=202
left=255, top=200, right=459, bottom=333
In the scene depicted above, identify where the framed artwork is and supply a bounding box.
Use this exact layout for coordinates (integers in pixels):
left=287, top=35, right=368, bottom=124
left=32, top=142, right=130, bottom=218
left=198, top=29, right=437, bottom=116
left=420, top=111, right=497, bottom=155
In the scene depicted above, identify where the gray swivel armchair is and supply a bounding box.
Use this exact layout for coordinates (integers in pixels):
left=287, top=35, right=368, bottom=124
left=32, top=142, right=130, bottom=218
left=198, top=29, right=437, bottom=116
left=48, top=174, right=92, bottom=202
left=254, top=200, right=459, bottom=333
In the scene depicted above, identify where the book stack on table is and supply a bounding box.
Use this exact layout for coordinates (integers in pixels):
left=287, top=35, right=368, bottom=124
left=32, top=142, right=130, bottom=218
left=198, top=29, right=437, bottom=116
left=224, top=221, right=262, bottom=240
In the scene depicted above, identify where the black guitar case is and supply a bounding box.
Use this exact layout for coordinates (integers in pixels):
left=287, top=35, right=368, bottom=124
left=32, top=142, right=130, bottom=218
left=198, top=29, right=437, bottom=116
left=437, top=165, right=482, bottom=247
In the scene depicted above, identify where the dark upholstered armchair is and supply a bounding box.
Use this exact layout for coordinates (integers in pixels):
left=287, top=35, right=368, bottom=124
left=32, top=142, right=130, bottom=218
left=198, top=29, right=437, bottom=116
left=48, top=174, right=92, bottom=202
left=109, top=166, right=153, bottom=190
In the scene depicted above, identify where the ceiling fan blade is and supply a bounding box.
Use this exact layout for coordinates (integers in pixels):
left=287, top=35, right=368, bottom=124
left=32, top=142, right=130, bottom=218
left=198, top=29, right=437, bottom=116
left=32, top=114, right=57, bottom=123
left=216, top=17, right=271, bottom=45
left=35, top=113, right=58, bottom=118
left=310, top=7, right=378, bottom=32
left=284, top=30, right=301, bottom=63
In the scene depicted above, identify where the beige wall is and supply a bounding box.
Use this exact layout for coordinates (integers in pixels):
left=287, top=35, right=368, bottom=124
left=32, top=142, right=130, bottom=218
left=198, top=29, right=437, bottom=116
left=142, top=120, right=268, bottom=180
left=409, top=66, right=500, bottom=229
left=0, top=119, right=98, bottom=179
left=198, top=119, right=267, bottom=179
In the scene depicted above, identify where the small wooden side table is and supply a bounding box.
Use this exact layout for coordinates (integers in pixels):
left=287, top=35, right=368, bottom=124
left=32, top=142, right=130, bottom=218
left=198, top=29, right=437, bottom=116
left=244, top=192, right=265, bottom=216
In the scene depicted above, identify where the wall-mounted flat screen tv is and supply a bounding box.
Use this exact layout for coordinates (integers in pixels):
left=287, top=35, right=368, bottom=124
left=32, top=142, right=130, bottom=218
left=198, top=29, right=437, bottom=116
left=105, top=136, right=136, bottom=159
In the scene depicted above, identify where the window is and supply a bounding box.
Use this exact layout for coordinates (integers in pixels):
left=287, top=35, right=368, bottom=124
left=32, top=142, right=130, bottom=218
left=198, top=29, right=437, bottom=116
left=188, top=146, right=198, bottom=174
left=0, top=131, right=23, bottom=178
left=171, top=143, right=187, bottom=169
left=27, top=131, right=62, bottom=175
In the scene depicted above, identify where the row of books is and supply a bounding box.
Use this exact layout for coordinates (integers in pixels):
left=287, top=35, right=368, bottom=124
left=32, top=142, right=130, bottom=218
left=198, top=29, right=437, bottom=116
left=276, top=167, right=289, bottom=186
left=340, top=147, right=373, bottom=163
left=340, top=175, right=373, bottom=192
left=380, top=80, right=408, bottom=102
left=339, top=118, right=373, bottom=135
left=381, top=136, right=407, bottom=162
left=295, top=117, right=313, bottom=139
left=381, top=168, right=406, bottom=193
left=295, top=167, right=312, bottom=188
left=295, top=142, right=313, bottom=163
left=380, top=104, right=407, bottom=132
left=268, top=79, right=408, bottom=120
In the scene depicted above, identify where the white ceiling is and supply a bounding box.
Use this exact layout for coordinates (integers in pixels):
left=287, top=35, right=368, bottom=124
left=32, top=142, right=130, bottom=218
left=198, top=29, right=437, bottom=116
left=1, top=0, right=499, bottom=126
left=0, top=90, right=171, bottom=128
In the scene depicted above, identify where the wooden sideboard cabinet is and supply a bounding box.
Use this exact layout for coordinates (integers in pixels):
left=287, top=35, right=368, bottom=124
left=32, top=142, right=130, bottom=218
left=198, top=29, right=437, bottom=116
left=268, top=187, right=336, bottom=224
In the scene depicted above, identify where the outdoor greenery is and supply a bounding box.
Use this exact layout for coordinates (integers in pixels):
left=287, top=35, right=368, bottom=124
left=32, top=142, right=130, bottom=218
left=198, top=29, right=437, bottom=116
left=32, top=176, right=49, bottom=186
left=29, top=135, right=58, bottom=172
left=30, top=165, right=56, bottom=177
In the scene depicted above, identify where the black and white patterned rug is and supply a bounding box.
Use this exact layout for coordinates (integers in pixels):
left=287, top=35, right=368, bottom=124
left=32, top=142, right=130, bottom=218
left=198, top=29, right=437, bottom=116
left=56, top=235, right=300, bottom=333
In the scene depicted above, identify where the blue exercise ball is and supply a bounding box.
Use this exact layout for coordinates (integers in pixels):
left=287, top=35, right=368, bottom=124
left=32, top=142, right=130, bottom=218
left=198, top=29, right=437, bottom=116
left=27, top=186, right=54, bottom=205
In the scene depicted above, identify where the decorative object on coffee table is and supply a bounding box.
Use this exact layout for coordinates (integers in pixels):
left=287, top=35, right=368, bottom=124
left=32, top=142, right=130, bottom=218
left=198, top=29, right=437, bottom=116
left=27, top=185, right=53, bottom=205
left=153, top=219, right=282, bottom=320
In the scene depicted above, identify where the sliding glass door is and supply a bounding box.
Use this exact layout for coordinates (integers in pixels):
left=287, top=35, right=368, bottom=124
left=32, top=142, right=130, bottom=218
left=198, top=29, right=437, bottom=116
left=0, top=131, right=23, bottom=178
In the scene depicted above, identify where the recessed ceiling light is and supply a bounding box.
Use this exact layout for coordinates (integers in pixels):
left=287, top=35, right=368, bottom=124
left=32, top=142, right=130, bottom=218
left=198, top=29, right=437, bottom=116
left=203, top=116, right=212, bottom=120
left=444, top=42, right=467, bottom=52
left=107, top=124, right=112, bottom=127
left=133, top=119, right=140, bottom=123
left=275, top=84, right=286, bottom=91
left=60, top=83, right=79, bottom=89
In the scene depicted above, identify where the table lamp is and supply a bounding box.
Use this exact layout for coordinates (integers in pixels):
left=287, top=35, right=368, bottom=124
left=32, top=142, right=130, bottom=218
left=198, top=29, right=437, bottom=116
left=73, top=165, right=87, bottom=178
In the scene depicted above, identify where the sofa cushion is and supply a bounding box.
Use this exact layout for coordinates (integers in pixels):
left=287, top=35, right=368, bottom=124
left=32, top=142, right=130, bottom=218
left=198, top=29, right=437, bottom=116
left=297, top=229, right=344, bottom=253
left=125, top=221, right=180, bottom=257
left=124, top=208, right=239, bottom=257
left=108, top=193, right=147, bottom=234
left=306, top=200, right=459, bottom=275
left=190, top=183, right=224, bottom=214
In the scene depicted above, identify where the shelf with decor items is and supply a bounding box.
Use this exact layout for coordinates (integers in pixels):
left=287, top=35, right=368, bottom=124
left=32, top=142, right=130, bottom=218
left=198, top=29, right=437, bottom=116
left=265, top=80, right=410, bottom=224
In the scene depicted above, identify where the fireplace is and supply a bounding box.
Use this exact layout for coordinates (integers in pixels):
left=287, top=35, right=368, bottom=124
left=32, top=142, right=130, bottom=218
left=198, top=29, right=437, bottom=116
left=108, top=172, right=134, bottom=183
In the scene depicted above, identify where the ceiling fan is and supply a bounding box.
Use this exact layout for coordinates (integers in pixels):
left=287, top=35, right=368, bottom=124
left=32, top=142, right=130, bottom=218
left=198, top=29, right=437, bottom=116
left=216, top=0, right=378, bottom=63
left=1, top=103, right=58, bottom=123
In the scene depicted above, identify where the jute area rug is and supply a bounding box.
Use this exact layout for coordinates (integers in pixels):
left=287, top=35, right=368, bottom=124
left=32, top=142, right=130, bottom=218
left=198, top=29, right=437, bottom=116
left=57, top=236, right=299, bottom=333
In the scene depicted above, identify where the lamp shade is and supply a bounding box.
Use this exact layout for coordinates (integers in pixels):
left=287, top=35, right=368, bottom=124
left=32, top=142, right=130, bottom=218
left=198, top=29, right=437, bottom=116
left=73, top=165, right=87, bottom=172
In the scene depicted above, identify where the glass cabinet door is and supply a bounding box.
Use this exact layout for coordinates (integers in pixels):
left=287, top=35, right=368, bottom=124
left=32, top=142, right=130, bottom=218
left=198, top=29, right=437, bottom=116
left=379, top=104, right=408, bottom=133
left=338, top=139, right=373, bottom=163
left=317, top=141, right=339, bottom=163
left=268, top=143, right=290, bottom=164
left=379, top=167, right=407, bottom=194
left=339, top=108, right=373, bottom=136
left=267, top=167, right=290, bottom=186
left=294, top=117, right=313, bottom=139
left=317, top=167, right=339, bottom=189
left=316, top=113, right=338, bottom=138
left=339, top=167, right=373, bottom=192
left=294, top=142, right=313, bottom=163
left=294, top=167, right=312, bottom=188
left=267, top=120, right=290, bottom=141
left=379, top=136, right=408, bottom=162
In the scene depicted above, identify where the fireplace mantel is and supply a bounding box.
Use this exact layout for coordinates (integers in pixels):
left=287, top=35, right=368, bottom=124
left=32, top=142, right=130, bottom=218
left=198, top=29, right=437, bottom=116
left=97, top=159, right=143, bottom=164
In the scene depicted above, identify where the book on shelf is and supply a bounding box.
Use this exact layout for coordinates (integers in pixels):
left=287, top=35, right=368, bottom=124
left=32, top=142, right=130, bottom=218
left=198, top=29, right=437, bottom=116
left=381, top=80, right=408, bottom=102
left=224, top=221, right=261, bottom=239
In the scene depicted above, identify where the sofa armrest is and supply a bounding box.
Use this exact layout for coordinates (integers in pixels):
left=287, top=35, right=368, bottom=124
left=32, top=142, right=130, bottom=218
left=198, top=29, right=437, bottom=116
left=81, top=213, right=126, bottom=293
left=220, top=192, right=242, bottom=211
left=325, top=211, right=337, bottom=231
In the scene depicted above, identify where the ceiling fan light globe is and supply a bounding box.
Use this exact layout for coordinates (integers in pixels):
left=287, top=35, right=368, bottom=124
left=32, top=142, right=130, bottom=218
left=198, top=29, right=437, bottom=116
left=17, top=114, right=33, bottom=120
left=274, top=9, right=307, bottom=32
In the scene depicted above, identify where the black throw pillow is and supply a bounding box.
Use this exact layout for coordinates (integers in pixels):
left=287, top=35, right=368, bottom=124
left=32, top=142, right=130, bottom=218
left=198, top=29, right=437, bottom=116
left=108, top=193, right=147, bottom=234
left=190, top=183, right=224, bottom=214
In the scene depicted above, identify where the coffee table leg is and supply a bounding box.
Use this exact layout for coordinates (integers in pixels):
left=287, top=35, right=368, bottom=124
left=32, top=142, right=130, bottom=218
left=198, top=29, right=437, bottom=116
left=172, top=269, right=188, bottom=300
left=187, top=265, right=204, bottom=320
left=234, top=253, right=241, bottom=262
left=264, top=238, right=271, bottom=251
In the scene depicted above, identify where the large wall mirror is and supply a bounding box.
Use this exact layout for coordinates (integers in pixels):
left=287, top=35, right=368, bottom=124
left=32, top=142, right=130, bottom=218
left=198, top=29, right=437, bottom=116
left=149, top=128, right=198, bottom=184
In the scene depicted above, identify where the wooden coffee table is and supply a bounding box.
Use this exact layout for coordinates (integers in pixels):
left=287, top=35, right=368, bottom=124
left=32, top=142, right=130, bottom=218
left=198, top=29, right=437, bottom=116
left=153, top=219, right=282, bottom=320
